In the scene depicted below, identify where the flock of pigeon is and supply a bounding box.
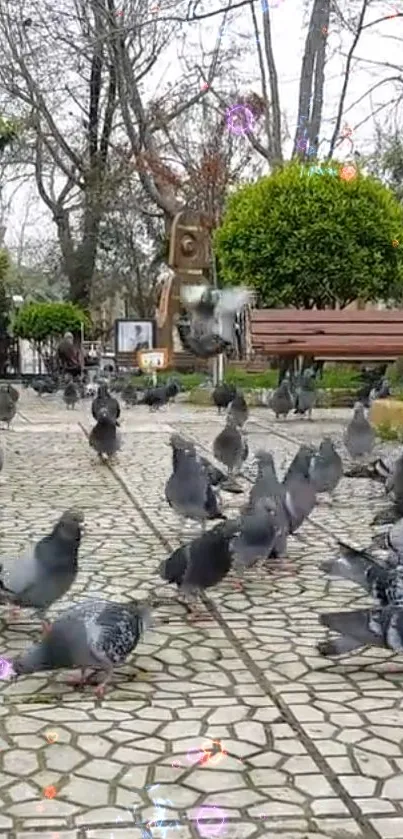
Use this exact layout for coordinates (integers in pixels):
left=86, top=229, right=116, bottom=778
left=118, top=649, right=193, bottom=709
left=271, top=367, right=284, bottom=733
left=0, top=361, right=402, bottom=697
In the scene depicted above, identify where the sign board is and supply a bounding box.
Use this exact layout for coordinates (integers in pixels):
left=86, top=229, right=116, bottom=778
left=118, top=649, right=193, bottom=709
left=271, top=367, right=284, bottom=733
left=138, top=349, right=168, bottom=371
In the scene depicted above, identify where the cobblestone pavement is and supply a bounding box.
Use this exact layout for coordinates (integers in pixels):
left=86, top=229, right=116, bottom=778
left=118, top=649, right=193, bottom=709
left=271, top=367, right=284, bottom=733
left=0, top=391, right=402, bottom=839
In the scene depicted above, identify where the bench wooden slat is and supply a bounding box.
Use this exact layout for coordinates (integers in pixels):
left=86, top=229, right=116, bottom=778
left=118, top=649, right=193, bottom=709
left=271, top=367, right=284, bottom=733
left=251, top=309, right=403, bottom=322
left=252, top=322, right=403, bottom=336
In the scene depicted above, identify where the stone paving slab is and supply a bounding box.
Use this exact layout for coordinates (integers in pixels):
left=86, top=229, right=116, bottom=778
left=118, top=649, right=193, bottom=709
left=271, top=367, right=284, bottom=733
left=0, top=393, right=400, bottom=838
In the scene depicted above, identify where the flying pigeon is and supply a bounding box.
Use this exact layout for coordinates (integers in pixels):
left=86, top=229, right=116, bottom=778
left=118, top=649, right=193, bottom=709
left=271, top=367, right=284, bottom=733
left=344, top=402, right=375, bottom=459
left=0, top=509, right=83, bottom=630
left=4, top=599, right=151, bottom=697
left=317, top=605, right=403, bottom=658
left=89, top=410, right=121, bottom=461
left=91, top=384, right=120, bottom=423
left=0, top=388, right=17, bottom=429
left=212, top=383, right=237, bottom=414
left=165, top=436, right=225, bottom=527
left=269, top=379, right=294, bottom=419
left=294, top=368, right=317, bottom=419
left=227, top=391, right=248, bottom=428
left=309, top=437, right=343, bottom=495
left=321, top=539, right=403, bottom=607
left=158, top=520, right=239, bottom=620
left=178, top=285, right=252, bottom=358
left=63, top=380, right=79, bottom=410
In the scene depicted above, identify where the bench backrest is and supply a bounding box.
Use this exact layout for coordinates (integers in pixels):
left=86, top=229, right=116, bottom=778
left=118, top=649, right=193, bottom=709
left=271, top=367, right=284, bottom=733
left=250, top=308, right=403, bottom=358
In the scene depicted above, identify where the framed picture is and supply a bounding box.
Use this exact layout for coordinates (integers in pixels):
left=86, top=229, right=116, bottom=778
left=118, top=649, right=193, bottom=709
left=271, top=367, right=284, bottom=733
left=114, top=319, right=155, bottom=354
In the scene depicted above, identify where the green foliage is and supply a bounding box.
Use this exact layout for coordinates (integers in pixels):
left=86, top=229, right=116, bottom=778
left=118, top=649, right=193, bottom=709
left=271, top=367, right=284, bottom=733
left=13, top=301, right=90, bottom=343
left=213, top=160, right=403, bottom=308
left=0, top=116, right=19, bottom=152
left=375, top=421, right=403, bottom=442
left=224, top=368, right=277, bottom=389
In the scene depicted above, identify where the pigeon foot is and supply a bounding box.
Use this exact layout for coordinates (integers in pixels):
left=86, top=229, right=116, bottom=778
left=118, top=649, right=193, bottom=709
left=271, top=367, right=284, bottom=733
left=230, top=579, right=245, bottom=592
left=187, top=609, right=214, bottom=623
left=41, top=620, right=52, bottom=636
left=7, top=606, right=22, bottom=623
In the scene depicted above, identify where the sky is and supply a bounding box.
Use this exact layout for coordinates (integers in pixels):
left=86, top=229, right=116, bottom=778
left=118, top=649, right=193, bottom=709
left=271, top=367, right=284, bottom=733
left=3, top=0, right=403, bottom=254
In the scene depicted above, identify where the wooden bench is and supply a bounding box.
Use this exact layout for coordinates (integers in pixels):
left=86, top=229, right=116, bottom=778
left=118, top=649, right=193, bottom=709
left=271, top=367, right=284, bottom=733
left=250, top=308, right=403, bottom=360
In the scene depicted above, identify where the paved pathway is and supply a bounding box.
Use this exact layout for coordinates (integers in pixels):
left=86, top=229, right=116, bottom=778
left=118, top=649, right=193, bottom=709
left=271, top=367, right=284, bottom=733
left=0, top=392, right=401, bottom=838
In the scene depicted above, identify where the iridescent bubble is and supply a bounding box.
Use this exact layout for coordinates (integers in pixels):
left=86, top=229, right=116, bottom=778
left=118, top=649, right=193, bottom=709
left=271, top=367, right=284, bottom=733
left=196, top=805, right=227, bottom=837
left=226, top=105, right=255, bottom=136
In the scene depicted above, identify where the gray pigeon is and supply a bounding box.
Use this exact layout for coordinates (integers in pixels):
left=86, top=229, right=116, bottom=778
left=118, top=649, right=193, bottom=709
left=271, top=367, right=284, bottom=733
left=230, top=498, right=282, bottom=575
left=63, top=380, right=79, bottom=409
left=89, top=410, right=121, bottom=460
left=317, top=605, right=403, bottom=658
left=228, top=391, right=249, bottom=427
left=0, top=388, right=16, bottom=429
left=165, top=436, right=225, bottom=527
left=294, top=369, right=317, bottom=419
left=5, top=599, right=151, bottom=697
left=0, top=509, right=83, bottom=629
left=282, top=445, right=317, bottom=532
left=213, top=383, right=237, bottom=413
left=92, top=384, right=120, bottom=423
left=158, top=519, right=239, bottom=619
left=213, top=416, right=247, bottom=481
left=309, top=437, right=343, bottom=495
left=321, top=539, right=403, bottom=606
left=269, top=379, right=294, bottom=419
left=249, top=450, right=284, bottom=507
left=344, top=402, right=375, bottom=459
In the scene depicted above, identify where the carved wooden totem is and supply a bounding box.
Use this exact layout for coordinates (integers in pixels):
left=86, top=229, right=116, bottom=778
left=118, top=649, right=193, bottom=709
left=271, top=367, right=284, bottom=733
left=156, top=210, right=211, bottom=360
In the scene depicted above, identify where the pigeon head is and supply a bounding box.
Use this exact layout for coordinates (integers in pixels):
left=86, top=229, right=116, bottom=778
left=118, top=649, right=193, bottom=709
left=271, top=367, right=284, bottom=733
left=353, top=402, right=365, bottom=419
left=294, top=446, right=315, bottom=477
left=56, top=509, right=84, bottom=542
left=255, top=450, right=275, bottom=468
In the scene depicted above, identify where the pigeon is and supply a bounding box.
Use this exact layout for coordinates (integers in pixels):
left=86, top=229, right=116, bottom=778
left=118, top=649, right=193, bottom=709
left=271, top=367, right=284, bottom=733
left=122, top=382, right=139, bottom=407
left=91, top=384, right=120, bottom=423
left=63, top=380, right=79, bottom=410
left=170, top=433, right=243, bottom=495
left=0, top=509, right=83, bottom=629
left=228, top=391, right=248, bottom=427
left=165, top=379, right=180, bottom=402
left=5, top=599, right=151, bottom=697
left=371, top=453, right=403, bottom=526
left=320, top=540, right=403, bottom=606
left=370, top=377, right=391, bottom=402
left=212, top=383, right=236, bottom=413
left=178, top=285, right=252, bottom=358
left=294, top=368, right=317, bottom=419
left=165, top=436, right=225, bottom=527
left=344, top=456, right=391, bottom=481
left=317, top=605, right=403, bottom=658
left=269, top=379, right=294, bottom=419
left=142, top=385, right=170, bottom=410
left=7, top=384, right=19, bottom=403
left=213, top=416, right=248, bottom=482
left=344, top=402, right=375, bottom=459
left=282, top=445, right=317, bottom=532
left=0, top=388, right=16, bottom=429
left=230, top=498, right=282, bottom=575
left=89, top=410, right=121, bottom=460
left=309, top=437, right=343, bottom=495
left=158, top=520, right=239, bottom=619
left=248, top=450, right=284, bottom=507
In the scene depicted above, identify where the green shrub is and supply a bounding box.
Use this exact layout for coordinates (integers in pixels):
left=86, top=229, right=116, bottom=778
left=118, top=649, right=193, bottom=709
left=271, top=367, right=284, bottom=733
left=13, top=301, right=90, bottom=342
left=375, top=421, right=403, bottom=441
